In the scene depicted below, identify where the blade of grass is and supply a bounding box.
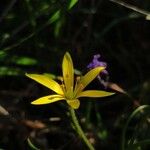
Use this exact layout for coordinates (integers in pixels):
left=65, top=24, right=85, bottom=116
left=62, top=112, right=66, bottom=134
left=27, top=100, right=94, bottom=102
left=121, top=105, right=150, bottom=150
left=109, top=0, right=150, bottom=17
left=27, top=138, right=40, bottom=150
left=127, top=139, right=150, bottom=150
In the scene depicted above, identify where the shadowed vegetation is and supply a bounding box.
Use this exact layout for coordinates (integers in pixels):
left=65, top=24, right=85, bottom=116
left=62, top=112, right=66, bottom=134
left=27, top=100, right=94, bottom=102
left=0, top=0, right=150, bottom=149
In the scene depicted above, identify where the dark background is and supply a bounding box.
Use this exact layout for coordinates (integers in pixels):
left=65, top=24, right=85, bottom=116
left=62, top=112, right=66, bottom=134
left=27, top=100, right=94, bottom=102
left=0, top=0, right=150, bottom=149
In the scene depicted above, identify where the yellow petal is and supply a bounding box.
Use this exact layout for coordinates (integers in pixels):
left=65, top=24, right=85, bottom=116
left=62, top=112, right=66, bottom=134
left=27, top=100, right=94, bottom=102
left=31, top=95, right=65, bottom=105
left=75, top=67, right=105, bottom=94
left=26, top=73, right=63, bottom=95
left=66, top=99, right=80, bottom=109
left=62, top=52, right=74, bottom=93
left=77, top=90, right=114, bottom=98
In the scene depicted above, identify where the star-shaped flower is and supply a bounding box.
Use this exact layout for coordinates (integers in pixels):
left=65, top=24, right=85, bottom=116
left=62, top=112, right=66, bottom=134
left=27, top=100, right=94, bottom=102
left=26, top=52, right=114, bottom=109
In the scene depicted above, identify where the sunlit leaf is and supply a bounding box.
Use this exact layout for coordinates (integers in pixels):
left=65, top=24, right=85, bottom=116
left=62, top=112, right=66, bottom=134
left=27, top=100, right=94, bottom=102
left=49, top=10, right=60, bottom=23
left=68, top=0, right=78, bottom=10
left=146, top=14, right=150, bottom=20
left=54, top=19, right=63, bottom=37
left=12, top=56, right=37, bottom=66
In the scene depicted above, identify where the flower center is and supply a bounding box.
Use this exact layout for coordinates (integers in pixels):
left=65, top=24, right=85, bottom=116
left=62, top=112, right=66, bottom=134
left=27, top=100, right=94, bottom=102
left=60, top=79, right=74, bottom=99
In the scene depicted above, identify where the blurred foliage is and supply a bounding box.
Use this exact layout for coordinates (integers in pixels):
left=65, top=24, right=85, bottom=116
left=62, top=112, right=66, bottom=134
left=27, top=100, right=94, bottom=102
left=0, top=0, right=150, bottom=149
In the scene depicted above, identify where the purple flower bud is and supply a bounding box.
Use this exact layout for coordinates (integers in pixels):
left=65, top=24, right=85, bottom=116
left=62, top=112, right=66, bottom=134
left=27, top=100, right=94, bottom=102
left=87, top=54, right=108, bottom=75
left=87, top=54, right=109, bottom=88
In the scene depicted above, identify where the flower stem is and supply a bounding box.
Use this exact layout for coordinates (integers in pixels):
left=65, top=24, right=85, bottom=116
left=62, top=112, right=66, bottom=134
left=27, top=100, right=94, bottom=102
left=69, top=107, right=95, bottom=150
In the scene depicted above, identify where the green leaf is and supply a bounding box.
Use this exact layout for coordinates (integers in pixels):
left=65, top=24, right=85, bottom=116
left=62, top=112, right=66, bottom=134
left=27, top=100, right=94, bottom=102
left=0, top=67, right=22, bottom=76
left=12, top=56, right=37, bottom=66
left=27, top=138, right=40, bottom=150
left=49, top=10, right=60, bottom=24
left=0, top=51, right=7, bottom=60
left=68, top=0, right=78, bottom=10
left=54, top=17, right=64, bottom=37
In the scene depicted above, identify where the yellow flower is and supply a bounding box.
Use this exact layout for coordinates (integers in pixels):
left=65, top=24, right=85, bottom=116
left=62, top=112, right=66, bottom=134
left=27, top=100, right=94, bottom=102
left=26, top=52, right=114, bottom=109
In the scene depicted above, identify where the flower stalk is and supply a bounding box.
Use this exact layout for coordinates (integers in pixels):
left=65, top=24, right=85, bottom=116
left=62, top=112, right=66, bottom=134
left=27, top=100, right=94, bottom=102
left=69, top=107, right=95, bottom=150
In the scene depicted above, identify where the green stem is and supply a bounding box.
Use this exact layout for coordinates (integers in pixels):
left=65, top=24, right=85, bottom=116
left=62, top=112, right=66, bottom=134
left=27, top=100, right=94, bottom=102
left=69, top=107, right=95, bottom=150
